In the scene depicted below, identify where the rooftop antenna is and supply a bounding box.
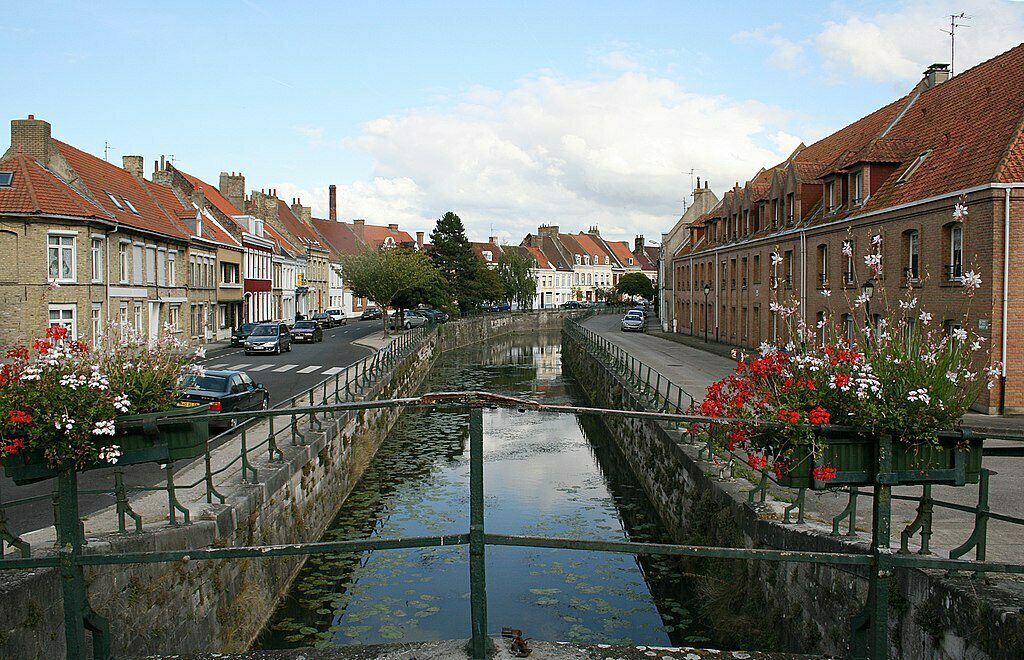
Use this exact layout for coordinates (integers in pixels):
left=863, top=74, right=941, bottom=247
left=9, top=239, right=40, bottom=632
left=103, top=142, right=114, bottom=162
left=941, top=13, right=971, bottom=76
left=682, top=168, right=698, bottom=191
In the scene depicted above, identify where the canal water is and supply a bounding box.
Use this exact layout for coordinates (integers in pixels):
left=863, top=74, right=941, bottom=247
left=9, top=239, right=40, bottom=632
left=258, top=331, right=711, bottom=649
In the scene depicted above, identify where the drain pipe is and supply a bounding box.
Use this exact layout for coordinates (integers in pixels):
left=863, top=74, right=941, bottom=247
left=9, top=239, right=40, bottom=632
left=1001, top=187, right=1011, bottom=414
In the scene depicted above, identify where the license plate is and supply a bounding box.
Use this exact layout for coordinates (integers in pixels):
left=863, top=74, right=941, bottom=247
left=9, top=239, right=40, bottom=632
left=178, top=401, right=200, bottom=408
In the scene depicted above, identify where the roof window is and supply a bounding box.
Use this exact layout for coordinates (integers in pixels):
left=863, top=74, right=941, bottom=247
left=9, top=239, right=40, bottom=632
left=123, top=198, right=140, bottom=215
left=105, top=192, right=124, bottom=210
left=896, top=150, right=932, bottom=185
left=0, top=171, right=13, bottom=187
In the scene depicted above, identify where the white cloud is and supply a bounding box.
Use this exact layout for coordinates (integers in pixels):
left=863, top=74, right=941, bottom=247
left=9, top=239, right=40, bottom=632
left=294, top=125, right=325, bottom=146
left=732, top=26, right=804, bottom=70
left=597, top=50, right=645, bottom=72
left=816, top=1, right=1024, bottom=82
left=274, top=72, right=801, bottom=243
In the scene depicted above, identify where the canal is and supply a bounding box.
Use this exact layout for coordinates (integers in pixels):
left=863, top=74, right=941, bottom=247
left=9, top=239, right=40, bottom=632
left=257, top=331, right=712, bottom=649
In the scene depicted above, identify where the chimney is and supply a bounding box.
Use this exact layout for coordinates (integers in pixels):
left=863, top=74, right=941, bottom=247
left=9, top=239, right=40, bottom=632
left=528, top=233, right=542, bottom=248
left=10, top=115, right=52, bottom=164
left=300, top=205, right=312, bottom=225
left=219, top=171, right=246, bottom=213
left=488, top=236, right=497, bottom=245
left=538, top=225, right=559, bottom=239
left=352, top=219, right=365, bottom=239
left=388, top=223, right=399, bottom=232
left=191, top=188, right=207, bottom=209
left=923, top=63, right=950, bottom=89
left=290, top=199, right=304, bottom=221
left=122, top=155, right=144, bottom=179
left=416, top=231, right=425, bottom=250
left=634, top=235, right=645, bottom=252
left=329, top=184, right=337, bottom=221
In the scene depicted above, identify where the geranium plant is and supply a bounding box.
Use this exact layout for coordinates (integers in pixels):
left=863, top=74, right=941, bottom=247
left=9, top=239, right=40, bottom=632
left=697, top=198, right=999, bottom=484
left=0, top=323, right=202, bottom=472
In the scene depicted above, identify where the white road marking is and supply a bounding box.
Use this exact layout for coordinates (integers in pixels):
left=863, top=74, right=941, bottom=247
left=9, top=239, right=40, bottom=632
left=208, top=363, right=229, bottom=369
left=322, top=366, right=344, bottom=375
left=248, top=364, right=273, bottom=372
left=273, top=364, right=299, bottom=373
left=228, top=363, right=251, bottom=370
left=297, top=365, right=322, bottom=374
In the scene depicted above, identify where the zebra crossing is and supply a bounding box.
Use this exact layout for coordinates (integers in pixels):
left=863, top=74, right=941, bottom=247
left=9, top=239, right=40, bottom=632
left=207, top=362, right=350, bottom=378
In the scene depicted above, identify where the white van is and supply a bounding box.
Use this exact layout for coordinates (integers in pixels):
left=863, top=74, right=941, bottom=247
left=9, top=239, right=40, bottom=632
left=325, top=309, right=347, bottom=326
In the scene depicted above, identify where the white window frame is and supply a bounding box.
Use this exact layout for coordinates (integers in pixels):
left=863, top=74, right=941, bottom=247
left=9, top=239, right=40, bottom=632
left=91, top=303, right=102, bottom=343
left=119, top=241, right=130, bottom=283
left=907, top=230, right=920, bottom=281
left=132, top=244, right=144, bottom=285
left=47, top=233, right=77, bottom=283
left=91, top=237, right=104, bottom=283
left=852, top=170, right=864, bottom=205
left=949, top=224, right=964, bottom=280
left=168, top=251, right=177, bottom=286
left=134, top=302, right=143, bottom=332
left=48, top=304, right=77, bottom=339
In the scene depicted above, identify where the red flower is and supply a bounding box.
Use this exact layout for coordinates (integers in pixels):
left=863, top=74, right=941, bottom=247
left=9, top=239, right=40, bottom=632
left=833, top=373, right=851, bottom=389
left=812, top=466, right=838, bottom=481
left=2, top=437, right=25, bottom=456
left=774, top=461, right=790, bottom=479
left=8, top=410, right=32, bottom=424
left=776, top=409, right=800, bottom=424
left=808, top=406, right=831, bottom=425
left=32, top=339, right=52, bottom=354
left=747, top=454, right=768, bottom=470
left=5, top=347, right=29, bottom=360
left=45, top=325, right=69, bottom=341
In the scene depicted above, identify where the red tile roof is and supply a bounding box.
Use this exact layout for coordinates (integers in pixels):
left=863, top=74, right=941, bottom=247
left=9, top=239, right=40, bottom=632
left=360, top=223, right=415, bottom=249
left=470, top=241, right=502, bottom=263
left=311, top=218, right=368, bottom=257
left=275, top=199, right=324, bottom=250
left=524, top=245, right=551, bottom=269
left=0, top=151, right=106, bottom=219
left=179, top=171, right=243, bottom=219
left=605, top=240, right=635, bottom=266
left=53, top=139, right=188, bottom=240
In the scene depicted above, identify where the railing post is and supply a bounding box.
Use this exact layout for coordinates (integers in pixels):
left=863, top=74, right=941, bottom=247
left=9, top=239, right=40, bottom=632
left=851, top=433, right=893, bottom=659
left=468, top=406, right=489, bottom=658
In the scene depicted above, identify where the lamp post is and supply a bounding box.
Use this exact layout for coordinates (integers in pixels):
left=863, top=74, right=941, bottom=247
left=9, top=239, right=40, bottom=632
left=861, top=278, right=875, bottom=330
left=703, top=282, right=712, bottom=344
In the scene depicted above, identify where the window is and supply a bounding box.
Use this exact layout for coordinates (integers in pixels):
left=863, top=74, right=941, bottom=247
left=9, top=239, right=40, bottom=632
left=118, top=302, right=128, bottom=328
left=146, top=247, right=157, bottom=285
left=157, top=250, right=166, bottom=286
left=105, top=192, right=124, bottom=210
left=48, top=304, right=76, bottom=339
left=753, top=254, right=761, bottom=284
left=783, top=250, right=794, bottom=287
left=168, top=305, right=180, bottom=332
left=132, top=244, right=143, bottom=284
left=168, top=251, right=177, bottom=286
left=91, top=238, right=104, bottom=282
left=827, top=180, right=838, bottom=211
left=123, top=198, right=140, bottom=215
left=220, top=262, right=240, bottom=285
left=47, top=234, right=76, bottom=282
left=134, top=303, right=143, bottom=332
left=896, top=151, right=932, bottom=185
left=627, top=257, right=634, bottom=266
left=786, top=194, right=795, bottom=222
left=119, top=242, right=129, bottom=283
left=851, top=170, right=864, bottom=205
left=842, top=314, right=855, bottom=342
left=91, top=304, right=102, bottom=343
left=948, top=224, right=963, bottom=280
left=482, top=250, right=493, bottom=262
left=816, top=311, right=827, bottom=345
left=0, top=171, right=13, bottom=187
left=905, top=230, right=920, bottom=281
left=843, top=240, right=855, bottom=285
left=817, top=243, right=829, bottom=287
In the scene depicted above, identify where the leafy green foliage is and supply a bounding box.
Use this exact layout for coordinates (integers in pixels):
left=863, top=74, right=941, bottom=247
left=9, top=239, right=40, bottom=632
left=497, top=247, right=538, bottom=310
left=616, top=272, right=655, bottom=301
left=427, top=211, right=490, bottom=312
left=341, top=249, right=436, bottom=333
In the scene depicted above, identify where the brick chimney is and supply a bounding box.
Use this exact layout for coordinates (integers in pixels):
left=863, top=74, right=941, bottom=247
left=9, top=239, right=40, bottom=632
left=416, top=231, right=425, bottom=250
left=538, top=225, right=559, bottom=239
left=352, top=219, right=365, bottom=239
left=191, top=188, right=207, bottom=209
left=488, top=236, right=497, bottom=245
left=388, top=223, right=399, bottom=232
left=587, top=226, right=600, bottom=237
left=528, top=233, right=542, bottom=248
left=329, top=184, right=337, bottom=221
left=219, top=172, right=246, bottom=213
left=923, top=63, right=950, bottom=89
left=122, top=155, right=144, bottom=179
left=634, top=235, right=645, bottom=252
left=10, top=115, right=52, bottom=164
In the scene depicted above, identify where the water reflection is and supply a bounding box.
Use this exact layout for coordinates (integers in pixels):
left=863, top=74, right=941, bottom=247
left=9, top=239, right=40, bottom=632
left=257, top=332, right=710, bottom=649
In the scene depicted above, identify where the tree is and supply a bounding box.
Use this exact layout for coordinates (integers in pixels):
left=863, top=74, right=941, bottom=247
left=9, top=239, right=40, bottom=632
left=427, top=211, right=482, bottom=312
left=392, top=267, right=450, bottom=312
left=616, top=272, right=654, bottom=301
left=340, top=249, right=435, bottom=334
left=463, top=262, right=505, bottom=307
left=497, top=247, right=538, bottom=310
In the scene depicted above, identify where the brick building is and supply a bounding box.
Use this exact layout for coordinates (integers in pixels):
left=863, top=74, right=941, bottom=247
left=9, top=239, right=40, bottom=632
left=669, top=48, right=1024, bottom=413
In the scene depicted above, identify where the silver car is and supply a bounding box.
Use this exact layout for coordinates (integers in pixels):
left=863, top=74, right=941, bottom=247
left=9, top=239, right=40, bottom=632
left=621, top=312, right=645, bottom=332
left=390, top=310, right=428, bottom=330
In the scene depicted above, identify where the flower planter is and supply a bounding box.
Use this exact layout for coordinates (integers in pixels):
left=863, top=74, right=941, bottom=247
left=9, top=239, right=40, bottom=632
left=774, top=431, right=982, bottom=490
left=3, top=405, right=211, bottom=485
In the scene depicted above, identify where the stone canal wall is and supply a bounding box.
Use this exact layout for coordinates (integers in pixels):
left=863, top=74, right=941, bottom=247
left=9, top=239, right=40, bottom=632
left=561, top=328, right=1023, bottom=659
left=0, top=311, right=572, bottom=659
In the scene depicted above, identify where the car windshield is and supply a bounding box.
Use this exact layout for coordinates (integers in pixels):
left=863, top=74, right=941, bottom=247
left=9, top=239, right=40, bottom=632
left=237, top=323, right=256, bottom=333
left=625, top=312, right=643, bottom=319
left=182, top=375, right=229, bottom=392
left=250, top=325, right=278, bottom=337
left=295, top=321, right=316, bottom=329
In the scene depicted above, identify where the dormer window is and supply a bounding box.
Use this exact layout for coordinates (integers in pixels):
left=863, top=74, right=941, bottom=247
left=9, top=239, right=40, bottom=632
left=106, top=192, right=124, bottom=210
left=574, top=254, right=581, bottom=265
left=851, top=170, right=865, bottom=205
left=826, top=180, right=838, bottom=211
left=627, top=257, right=634, bottom=266
left=897, top=151, right=932, bottom=185
left=249, top=216, right=264, bottom=237
left=482, top=250, right=493, bottom=262
left=0, top=171, right=13, bottom=187
left=604, top=256, right=609, bottom=265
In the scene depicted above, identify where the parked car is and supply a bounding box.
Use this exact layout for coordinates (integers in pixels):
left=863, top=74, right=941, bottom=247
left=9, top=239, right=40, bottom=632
left=492, top=302, right=511, bottom=312
left=291, top=319, right=323, bottom=343
left=325, top=308, right=348, bottom=326
left=390, top=310, right=428, bottom=330
left=244, top=322, right=292, bottom=355
left=231, top=322, right=259, bottom=346
left=361, top=307, right=383, bottom=321
left=179, top=370, right=269, bottom=428
left=418, top=308, right=449, bottom=323
left=621, top=311, right=646, bottom=332
left=312, top=312, right=334, bottom=328
left=562, top=301, right=585, bottom=309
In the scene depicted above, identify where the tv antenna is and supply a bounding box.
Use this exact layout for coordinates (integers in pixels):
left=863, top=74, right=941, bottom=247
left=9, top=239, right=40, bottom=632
left=682, top=168, right=699, bottom=191
left=103, top=142, right=114, bottom=161
left=941, top=13, right=971, bottom=76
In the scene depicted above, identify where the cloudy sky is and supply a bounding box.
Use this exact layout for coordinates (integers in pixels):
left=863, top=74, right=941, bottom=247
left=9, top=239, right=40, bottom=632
left=4, top=1, right=1024, bottom=243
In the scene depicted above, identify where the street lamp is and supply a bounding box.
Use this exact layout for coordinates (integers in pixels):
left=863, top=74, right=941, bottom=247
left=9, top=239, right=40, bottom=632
left=703, top=282, right=712, bottom=344
left=861, top=278, right=875, bottom=329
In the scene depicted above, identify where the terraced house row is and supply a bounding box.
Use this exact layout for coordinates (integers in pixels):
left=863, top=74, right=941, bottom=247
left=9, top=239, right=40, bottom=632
left=661, top=45, right=1024, bottom=414
left=0, top=116, right=416, bottom=347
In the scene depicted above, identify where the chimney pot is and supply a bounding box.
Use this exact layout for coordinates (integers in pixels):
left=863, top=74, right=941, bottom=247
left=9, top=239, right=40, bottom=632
left=329, top=184, right=337, bottom=221
left=122, top=155, right=144, bottom=179
left=416, top=231, right=425, bottom=250
left=924, top=63, right=950, bottom=88
left=488, top=236, right=497, bottom=245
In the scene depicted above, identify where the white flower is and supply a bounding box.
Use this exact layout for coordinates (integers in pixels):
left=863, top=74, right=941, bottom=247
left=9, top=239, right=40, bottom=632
left=953, top=202, right=969, bottom=221
left=770, top=251, right=783, bottom=265
left=854, top=293, right=870, bottom=307
left=953, top=327, right=969, bottom=342
left=20, top=366, right=41, bottom=382
left=946, top=371, right=959, bottom=385
left=821, top=288, right=832, bottom=297
left=898, top=298, right=918, bottom=310
left=194, top=346, right=207, bottom=360
left=47, top=279, right=62, bottom=290
left=919, top=311, right=933, bottom=324
left=92, top=419, right=116, bottom=436
left=841, top=240, right=853, bottom=257
left=871, top=234, right=883, bottom=246
left=98, top=445, right=122, bottom=464
left=907, top=388, right=931, bottom=404
left=962, top=270, right=982, bottom=296
left=864, top=253, right=882, bottom=270
left=55, top=413, right=75, bottom=432
left=113, top=394, right=131, bottom=414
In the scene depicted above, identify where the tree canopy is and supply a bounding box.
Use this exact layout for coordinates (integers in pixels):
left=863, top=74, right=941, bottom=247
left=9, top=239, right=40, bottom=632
left=615, top=272, right=655, bottom=301
left=497, top=247, right=538, bottom=310
left=427, top=211, right=486, bottom=312
left=340, top=249, right=436, bottom=334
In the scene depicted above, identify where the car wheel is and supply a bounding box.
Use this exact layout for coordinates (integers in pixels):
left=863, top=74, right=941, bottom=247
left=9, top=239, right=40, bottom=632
left=287, top=342, right=292, bottom=352
left=261, top=396, right=269, bottom=410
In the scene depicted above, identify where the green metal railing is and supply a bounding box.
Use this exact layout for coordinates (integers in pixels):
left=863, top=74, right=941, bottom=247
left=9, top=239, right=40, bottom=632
left=1, top=390, right=1022, bottom=660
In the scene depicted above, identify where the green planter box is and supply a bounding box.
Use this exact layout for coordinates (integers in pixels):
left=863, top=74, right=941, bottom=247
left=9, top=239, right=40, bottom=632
left=775, top=431, right=982, bottom=490
left=3, top=405, right=210, bottom=485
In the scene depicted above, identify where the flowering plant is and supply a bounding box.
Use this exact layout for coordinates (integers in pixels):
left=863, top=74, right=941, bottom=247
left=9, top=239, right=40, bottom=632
left=0, top=324, right=201, bottom=472
left=698, top=198, right=998, bottom=482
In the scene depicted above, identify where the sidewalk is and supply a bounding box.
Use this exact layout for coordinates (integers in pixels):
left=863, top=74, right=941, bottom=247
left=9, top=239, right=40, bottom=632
left=581, top=315, right=1024, bottom=566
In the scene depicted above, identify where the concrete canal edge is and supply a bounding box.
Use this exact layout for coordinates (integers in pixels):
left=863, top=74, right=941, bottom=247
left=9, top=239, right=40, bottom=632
left=0, top=311, right=571, bottom=659
left=560, top=328, right=1024, bottom=659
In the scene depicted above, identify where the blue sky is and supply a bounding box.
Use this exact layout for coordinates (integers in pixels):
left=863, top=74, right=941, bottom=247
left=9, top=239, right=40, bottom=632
left=4, top=1, right=1024, bottom=242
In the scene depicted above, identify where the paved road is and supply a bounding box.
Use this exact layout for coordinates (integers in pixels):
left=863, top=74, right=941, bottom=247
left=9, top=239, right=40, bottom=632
left=0, top=320, right=380, bottom=537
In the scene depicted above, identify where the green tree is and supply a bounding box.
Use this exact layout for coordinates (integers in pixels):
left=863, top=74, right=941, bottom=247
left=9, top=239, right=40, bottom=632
left=497, top=247, right=538, bottom=310
left=462, top=262, right=506, bottom=309
left=616, top=272, right=655, bottom=301
left=340, top=249, right=435, bottom=334
left=427, top=211, right=482, bottom=312
left=392, top=267, right=450, bottom=312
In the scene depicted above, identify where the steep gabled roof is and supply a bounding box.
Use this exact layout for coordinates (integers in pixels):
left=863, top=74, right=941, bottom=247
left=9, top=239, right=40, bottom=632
left=0, top=151, right=107, bottom=219
left=605, top=240, right=636, bottom=266
left=275, top=199, right=325, bottom=251
left=360, top=223, right=415, bottom=249
left=524, top=245, right=552, bottom=269
left=311, top=218, right=368, bottom=257
left=470, top=240, right=503, bottom=263
left=53, top=139, right=188, bottom=240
